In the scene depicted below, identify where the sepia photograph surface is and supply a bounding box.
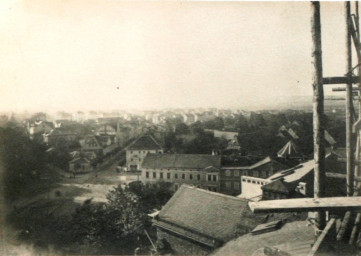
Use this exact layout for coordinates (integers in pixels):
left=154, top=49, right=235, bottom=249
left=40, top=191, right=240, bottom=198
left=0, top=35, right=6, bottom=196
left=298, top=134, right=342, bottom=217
left=0, top=1, right=360, bottom=255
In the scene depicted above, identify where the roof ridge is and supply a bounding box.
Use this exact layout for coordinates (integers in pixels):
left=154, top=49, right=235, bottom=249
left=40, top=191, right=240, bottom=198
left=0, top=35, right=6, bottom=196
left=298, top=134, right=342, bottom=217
left=181, top=184, right=247, bottom=201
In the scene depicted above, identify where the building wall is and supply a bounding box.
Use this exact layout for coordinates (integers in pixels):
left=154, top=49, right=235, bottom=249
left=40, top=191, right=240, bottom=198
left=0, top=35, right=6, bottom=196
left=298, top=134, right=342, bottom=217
left=157, top=228, right=212, bottom=255
left=141, top=167, right=219, bottom=192
left=248, top=161, right=285, bottom=179
left=240, top=176, right=269, bottom=199
left=262, top=171, right=314, bottom=200
left=220, top=161, right=286, bottom=196
left=126, top=149, right=163, bottom=171
left=219, top=168, right=248, bottom=195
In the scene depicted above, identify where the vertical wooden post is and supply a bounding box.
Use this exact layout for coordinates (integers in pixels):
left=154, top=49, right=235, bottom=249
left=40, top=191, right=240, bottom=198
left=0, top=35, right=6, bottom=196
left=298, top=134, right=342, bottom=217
left=311, top=1, right=326, bottom=230
left=357, top=1, right=361, bottom=181
left=346, top=1, right=355, bottom=196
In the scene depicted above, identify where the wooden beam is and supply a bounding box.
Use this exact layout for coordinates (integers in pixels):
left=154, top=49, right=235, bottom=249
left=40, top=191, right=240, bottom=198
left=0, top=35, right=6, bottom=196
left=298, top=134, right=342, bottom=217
left=248, top=197, right=361, bottom=213
left=311, top=1, right=326, bottom=230
left=323, top=76, right=360, bottom=84
left=325, top=172, right=361, bottom=182
left=307, top=218, right=336, bottom=256
left=350, top=21, right=361, bottom=62
left=346, top=1, right=355, bottom=196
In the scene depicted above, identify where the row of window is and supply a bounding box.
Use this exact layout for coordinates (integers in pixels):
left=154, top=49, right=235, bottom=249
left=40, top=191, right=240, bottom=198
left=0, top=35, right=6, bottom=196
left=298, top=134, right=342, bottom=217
left=242, top=178, right=267, bottom=186
left=224, top=169, right=273, bottom=178
left=145, top=172, right=218, bottom=181
left=129, top=150, right=162, bottom=154
left=144, top=168, right=198, bottom=172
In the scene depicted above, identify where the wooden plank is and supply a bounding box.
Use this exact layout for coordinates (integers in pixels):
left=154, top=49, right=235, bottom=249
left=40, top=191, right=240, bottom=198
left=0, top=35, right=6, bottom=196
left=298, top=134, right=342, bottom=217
left=249, top=197, right=361, bottom=213
left=325, top=172, right=361, bottom=182
left=323, top=76, right=360, bottom=84
left=307, top=218, right=336, bottom=256
left=350, top=21, right=361, bottom=62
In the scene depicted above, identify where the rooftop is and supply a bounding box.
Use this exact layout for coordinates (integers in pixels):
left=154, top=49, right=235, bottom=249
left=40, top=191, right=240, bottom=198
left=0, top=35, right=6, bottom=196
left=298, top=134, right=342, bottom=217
left=127, top=134, right=162, bottom=150
left=142, top=153, right=221, bottom=169
left=212, top=220, right=315, bottom=256
left=155, top=185, right=260, bottom=243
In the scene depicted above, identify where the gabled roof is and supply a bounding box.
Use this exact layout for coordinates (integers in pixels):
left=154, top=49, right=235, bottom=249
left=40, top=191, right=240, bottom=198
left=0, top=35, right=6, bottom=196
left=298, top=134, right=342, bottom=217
left=69, top=157, right=90, bottom=164
left=142, top=154, right=221, bottom=169
left=248, top=156, right=284, bottom=170
left=287, top=128, right=299, bottom=140
left=277, top=140, right=300, bottom=158
left=261, top=179, right=296, bottom=194
left=155, top=185, right=259, bottom=243
left=326, top=147, right=346, bottom=160
left=127, top=134, right=162, bottom=150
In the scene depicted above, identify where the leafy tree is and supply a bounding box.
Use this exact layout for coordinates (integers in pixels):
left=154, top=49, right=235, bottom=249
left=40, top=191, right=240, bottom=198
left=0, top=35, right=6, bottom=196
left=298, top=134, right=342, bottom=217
left=47, top=138, right=71, bottom=170
left=189, top=121, right=204, bottom=134
left=61, top=185, right=149, bottom=255
left=128, top=181, right=173, bottom=213
left=204, top=117, right=224, bottom=130
left=175, top=123, right=189, bottom=135
left=1, top=127, right=49, bottom=201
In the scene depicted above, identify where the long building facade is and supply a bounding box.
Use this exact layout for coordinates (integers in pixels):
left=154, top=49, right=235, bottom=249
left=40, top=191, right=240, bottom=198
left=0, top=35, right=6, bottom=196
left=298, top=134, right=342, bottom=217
left=141, top=154, right=221, bottom=192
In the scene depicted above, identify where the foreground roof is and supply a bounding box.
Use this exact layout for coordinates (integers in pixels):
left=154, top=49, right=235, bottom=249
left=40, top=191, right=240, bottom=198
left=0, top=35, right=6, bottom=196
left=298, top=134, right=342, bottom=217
left=142, top=153, right=221, bottom=169
left=155, top=185, right=259, bottom=243
left=212, top=220, right=315, bottom=256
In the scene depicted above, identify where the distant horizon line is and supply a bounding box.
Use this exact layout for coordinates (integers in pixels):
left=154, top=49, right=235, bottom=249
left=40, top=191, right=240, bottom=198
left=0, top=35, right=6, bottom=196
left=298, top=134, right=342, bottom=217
left=1, top=95, right=317, bottom=114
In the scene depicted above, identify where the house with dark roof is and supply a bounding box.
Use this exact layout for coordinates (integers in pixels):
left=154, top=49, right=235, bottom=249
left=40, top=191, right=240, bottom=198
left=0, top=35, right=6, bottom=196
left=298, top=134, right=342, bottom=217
left=43, top=128, right=77, bottom=146
left=126, top=134, right=163, bottom=171
left=69, top=157, right=92, bottom=173
left=153, top=185, right=261, bottom=255
left=262, top=158, right=346, bottom=200
left=220, top=157, right=288, bottom=196
left=95, top=123, right=117, bottom=136
left=141, top=153, right=221, bottom=191
left=81, top=134, right=118, bottom=157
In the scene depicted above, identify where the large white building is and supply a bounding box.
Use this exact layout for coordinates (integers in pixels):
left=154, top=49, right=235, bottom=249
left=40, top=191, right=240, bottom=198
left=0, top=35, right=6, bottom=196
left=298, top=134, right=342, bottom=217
left=125, top=134, right=163, bottom=171
left=141, top=153, right=221, bottom=191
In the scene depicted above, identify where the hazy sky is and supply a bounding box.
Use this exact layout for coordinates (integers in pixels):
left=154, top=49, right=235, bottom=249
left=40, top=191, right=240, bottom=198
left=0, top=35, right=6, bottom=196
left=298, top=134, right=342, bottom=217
left=0, top=1, right=350, bottom=112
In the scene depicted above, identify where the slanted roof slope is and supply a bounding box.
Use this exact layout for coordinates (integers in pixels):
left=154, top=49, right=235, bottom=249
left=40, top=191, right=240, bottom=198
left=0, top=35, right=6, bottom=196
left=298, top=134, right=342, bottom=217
left=156, top=185, right=258, bottom=242
left=142, top=154, right=221, bottom=169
